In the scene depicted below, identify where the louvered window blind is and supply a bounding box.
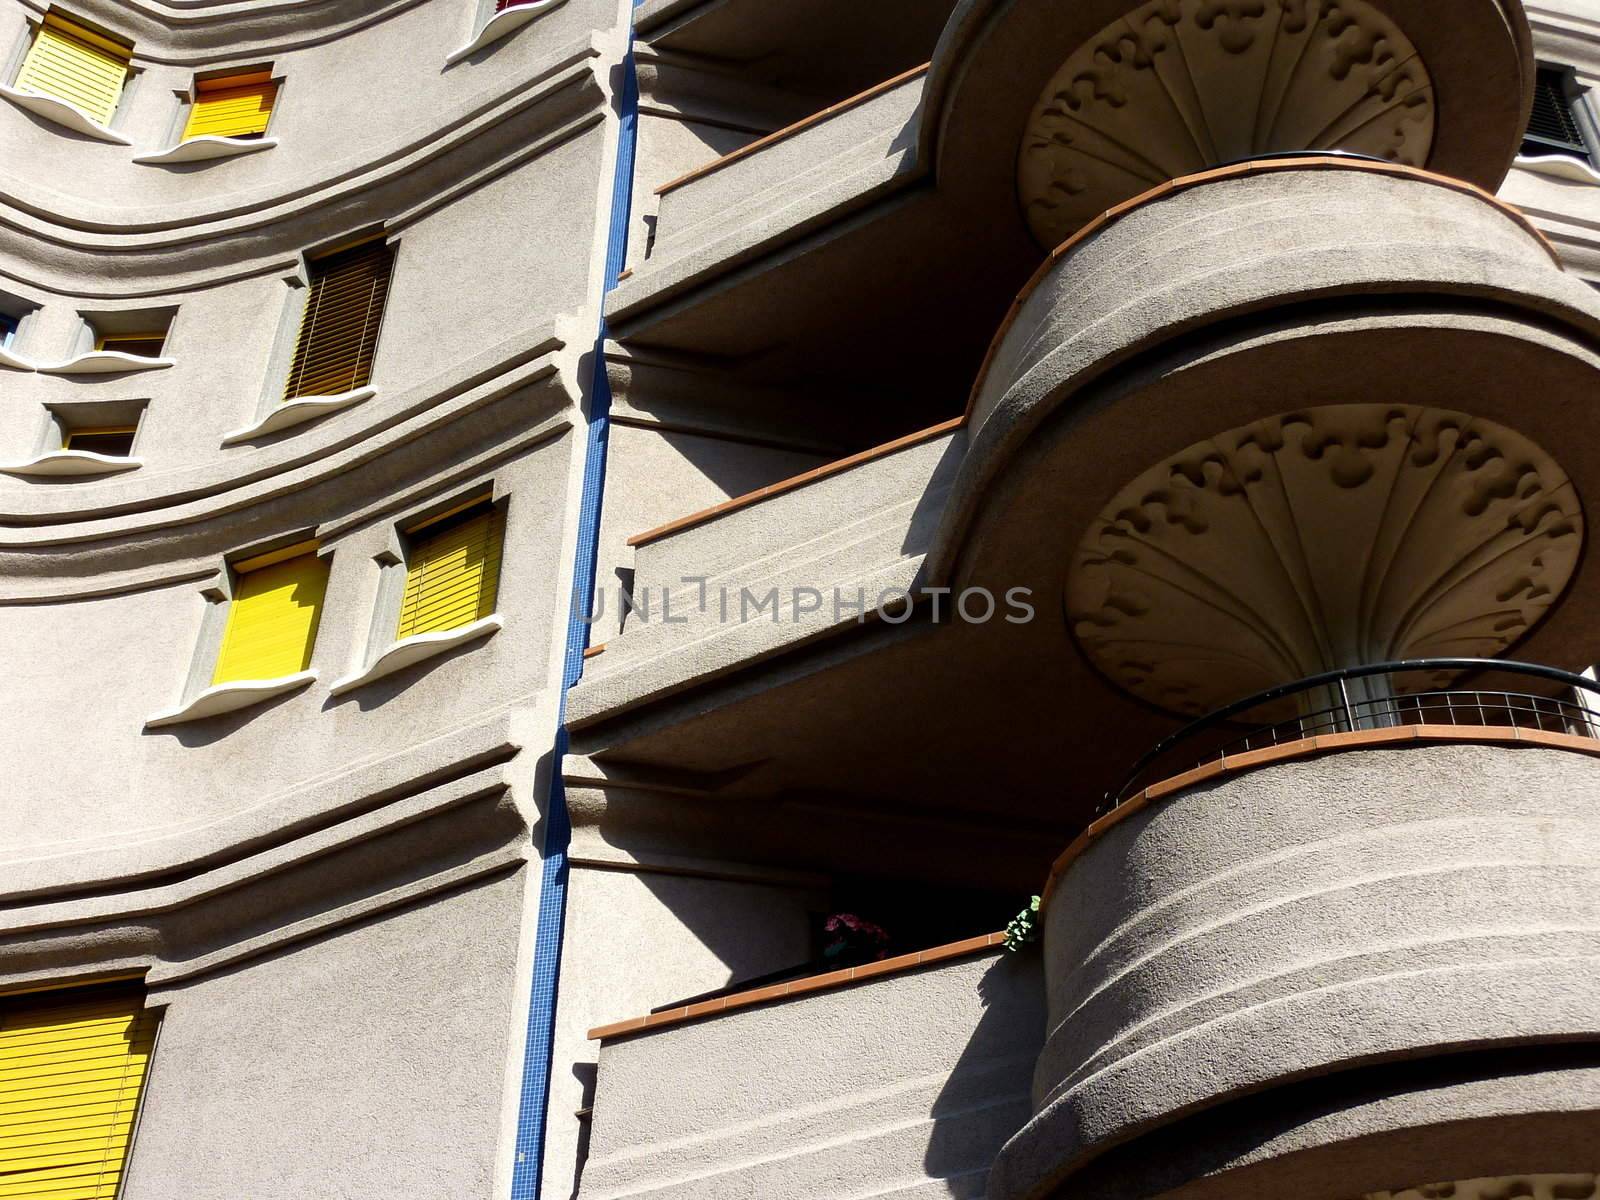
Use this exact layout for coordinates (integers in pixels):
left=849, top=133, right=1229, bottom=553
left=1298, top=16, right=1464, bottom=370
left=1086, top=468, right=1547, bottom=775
left=183, top=71, right=276, bottom=141
left=1525, top=67, right=1591, bottom=161
left=13, top=14, right=131, bottom=127
left=283, top=240, right=394, bottom=401
left=397, top=501, right=504, bottom=639
left=212, top=544, right=329, bottom=684
left=0, top=983, right=158, bottom=1200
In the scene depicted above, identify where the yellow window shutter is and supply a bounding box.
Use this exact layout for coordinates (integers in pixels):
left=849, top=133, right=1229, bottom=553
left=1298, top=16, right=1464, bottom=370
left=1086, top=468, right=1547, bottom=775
left=14, top=15, right=131, bottom=126
left=211, top=545, right=330, bottom=685
left=0, top=984, right=158, bottom=1200
left=283, top=240, right=395, bottom=401
left=182, top=72, right=277, bottom=140
left=397, top=503, right=504, bottom=639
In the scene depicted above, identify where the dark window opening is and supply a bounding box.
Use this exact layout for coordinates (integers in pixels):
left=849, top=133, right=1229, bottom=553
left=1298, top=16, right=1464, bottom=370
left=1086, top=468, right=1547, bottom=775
left=1525, top=67, right=1592, bottom=162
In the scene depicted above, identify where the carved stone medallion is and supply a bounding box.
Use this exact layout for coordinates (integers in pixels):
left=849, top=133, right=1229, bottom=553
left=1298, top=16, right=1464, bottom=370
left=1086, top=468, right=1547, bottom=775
left=1019, top=0, right=1437, bottom=248
left=1066, top=405, right=1584, bottom=716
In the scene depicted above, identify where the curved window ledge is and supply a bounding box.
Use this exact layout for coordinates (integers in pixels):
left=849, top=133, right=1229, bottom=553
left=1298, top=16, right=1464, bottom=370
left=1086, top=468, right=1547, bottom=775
left=330, top=616, right=502, bottom=696
left=0, top=347, right=34, bottom=371
left=221, top=386, right=375, bottom=445
left=145, top=671, right=316, bottom=729
left=0, top=85, right=132, bottom=145
left=0, top=451, right=142, bottom=478
left=36, top=351, right=175, bottom=376
left=134, top=135, right=279, bottom=165
left=1514, top=153, right=1600, bottom=186
left=445, top=0, right=567, bottom=65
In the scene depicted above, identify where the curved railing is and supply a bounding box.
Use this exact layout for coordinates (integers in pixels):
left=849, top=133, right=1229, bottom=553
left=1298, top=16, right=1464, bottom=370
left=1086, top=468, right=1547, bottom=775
left=1106, top=658, right=1600, bottom=812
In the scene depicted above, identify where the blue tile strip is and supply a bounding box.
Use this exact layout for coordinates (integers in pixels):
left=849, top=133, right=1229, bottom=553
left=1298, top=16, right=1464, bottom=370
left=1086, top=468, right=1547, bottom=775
left=509, top=13, right=640, bottom=1199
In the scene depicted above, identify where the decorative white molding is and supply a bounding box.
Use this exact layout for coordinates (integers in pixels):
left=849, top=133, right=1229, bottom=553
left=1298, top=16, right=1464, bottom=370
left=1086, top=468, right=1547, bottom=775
left=36, top=351, right=175, bottom=375
left=445, top=0, right=567, bottom=65
left=0, top=346, right=34, bottom=370
left=133, top=136, right=279, bottom=165
left=0, top=85, right=133, bottom=145
left=0, top=452, right=142, bottom=478
left=1067, top=404, right=1584, bottom=716
left=220, top=386, right=376, bottom=445
left=1515, top=152, right=1600, bottom=185
left=330, top=616, right=502, bottom=696
left=1018, top=0, right=1436, bottom=247
left=1367, top=1175, right=1598, bottom=1200
left=145, top=671, right=316, bottom=728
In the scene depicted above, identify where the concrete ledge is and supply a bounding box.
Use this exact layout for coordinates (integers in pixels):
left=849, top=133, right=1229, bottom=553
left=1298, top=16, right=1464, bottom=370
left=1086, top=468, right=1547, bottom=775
left=330, top=616, right=502, bottom=696
left=589, top=931, right=1007, bottom=1040
left=36, top=351, right=175, bottom=376
left=0, top=451, right=142, bottom=478
left=445, top=0, right=567, bottom=65
left=145, top=671, right=316, bottom=728
left=220, top=386, right=376, bottom=444
left=1514, top=153, right=1600, bottom=186
left=0, top=347, right=34, bottom=370
left=133, top=136, right=278, bottom=165
left=0, top=85, right=132, bottom=144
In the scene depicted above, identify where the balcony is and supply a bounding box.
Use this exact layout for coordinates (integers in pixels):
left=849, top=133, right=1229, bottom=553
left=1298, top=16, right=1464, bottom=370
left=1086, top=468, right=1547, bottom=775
left=991, top=660, right=1600, bottom=1199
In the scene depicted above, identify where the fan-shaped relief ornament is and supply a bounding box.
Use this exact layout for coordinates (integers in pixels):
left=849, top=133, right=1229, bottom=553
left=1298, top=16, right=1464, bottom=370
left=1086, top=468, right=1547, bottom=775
left=1066, top=405, right=1583, bottom=716
left=1018, top=0, right=1436, bottom=248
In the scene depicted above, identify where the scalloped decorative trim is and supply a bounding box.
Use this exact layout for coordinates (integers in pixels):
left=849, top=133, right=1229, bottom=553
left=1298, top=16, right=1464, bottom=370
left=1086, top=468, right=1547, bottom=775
left=0, top=84, right=132, bottom=144
left=221, top=386, right=376, bottom=445
left=0, top=451, right=142, bottom=478
left=1514, top=152, right=1600, bottom=186
left=145, top=671, right=316, bottom=728
left=445, top=0, right=568, bottom=65
left=36, top=351, right=175, bottom=375
left=133, top=136, right=279, bottom=165
left=330, top=616, right=502, bottom=696
left=0, top=346, right=34, bottom=371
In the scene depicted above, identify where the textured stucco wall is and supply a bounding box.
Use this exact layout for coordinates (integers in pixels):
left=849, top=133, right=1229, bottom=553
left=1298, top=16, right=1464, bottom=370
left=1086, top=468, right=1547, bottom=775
left=581, top=949, right=1045, bottom=1200
left=991, top=743, right=1600, bottom=1200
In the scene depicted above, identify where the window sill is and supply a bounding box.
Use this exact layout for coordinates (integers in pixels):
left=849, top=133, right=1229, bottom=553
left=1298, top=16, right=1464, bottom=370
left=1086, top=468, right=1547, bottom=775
left=0, top=84, right=132, bottom=145
left=1514, top=153, right=1600, bottom=186
left=444, top=0, right=568, bottom=65
left=0, top=346, right=34, bottom=371
left=36, top=351, right=175, bottom=376
left=145, top=670, right=316, bottom=728
left=329, top=616, right=502, bottom=696
left=0, top=451, right=142, bottom=478
left=134, top=135, right=278, bottom=165
left=221, top=386, right=376, bottom=445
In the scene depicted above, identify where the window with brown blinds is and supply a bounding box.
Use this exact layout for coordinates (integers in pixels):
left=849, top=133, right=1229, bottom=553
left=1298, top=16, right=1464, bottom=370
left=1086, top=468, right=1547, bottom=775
left=282, top=240, right=394, bottom=401
left=0, top=982, right=158, bottom=1199
left=1524, top=67, right=1592, bottom=162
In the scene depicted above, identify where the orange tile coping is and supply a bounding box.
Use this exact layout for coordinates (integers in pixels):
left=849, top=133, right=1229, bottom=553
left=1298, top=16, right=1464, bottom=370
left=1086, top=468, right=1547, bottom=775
left=626, top=158, right=1557, bottom=553
left=654, top=63, right=932, bottom=197
left=588, top=930, right=1006, bottom=1041
left=1039, top=724, right=1600, bottom=911
left=626, top=416, right=964, bottom=547
left=582, top=642, right=607, bottom=659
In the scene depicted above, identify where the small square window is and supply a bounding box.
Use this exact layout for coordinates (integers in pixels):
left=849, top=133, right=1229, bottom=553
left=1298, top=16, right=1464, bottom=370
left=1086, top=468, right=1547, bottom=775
left=397, top=495, right=505, bottom=639
left=184, top=68, right=277, bottom=141
left=1524, top=66, right=1593, bottom=163
left=63, top=427, right=137, bottom=457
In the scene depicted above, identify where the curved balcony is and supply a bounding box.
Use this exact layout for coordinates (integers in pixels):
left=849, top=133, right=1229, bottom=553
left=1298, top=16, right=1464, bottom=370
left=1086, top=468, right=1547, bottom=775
left=990, top=659, right=1600, bottom=1200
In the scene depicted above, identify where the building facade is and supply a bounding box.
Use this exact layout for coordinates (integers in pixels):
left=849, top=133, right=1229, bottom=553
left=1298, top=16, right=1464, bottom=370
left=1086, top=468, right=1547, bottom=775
left=0, top=0, right=1598, bottom=1198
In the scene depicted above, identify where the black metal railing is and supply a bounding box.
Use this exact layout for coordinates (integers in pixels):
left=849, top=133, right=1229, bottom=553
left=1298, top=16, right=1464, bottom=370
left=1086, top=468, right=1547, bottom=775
left=1106, top=659, right=1600, bottom=813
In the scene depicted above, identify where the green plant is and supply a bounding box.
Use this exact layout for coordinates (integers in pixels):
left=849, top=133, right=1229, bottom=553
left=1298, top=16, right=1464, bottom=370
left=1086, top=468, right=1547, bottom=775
left=1005, top=895, right=1041, bottom=952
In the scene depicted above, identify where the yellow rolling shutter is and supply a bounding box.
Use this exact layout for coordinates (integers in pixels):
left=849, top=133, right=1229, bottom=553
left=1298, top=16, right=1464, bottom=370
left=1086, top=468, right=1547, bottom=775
left=397, top=503, right=504, bottom=639
left=14, top=15, right=131, bottom=126
left=182, top=71, right=276, bottom=141
left=212, top=544, right=330, bottom=684
left=283, top=240, right=394, bottom=401
left=0, top=984, right=158, bottom=1200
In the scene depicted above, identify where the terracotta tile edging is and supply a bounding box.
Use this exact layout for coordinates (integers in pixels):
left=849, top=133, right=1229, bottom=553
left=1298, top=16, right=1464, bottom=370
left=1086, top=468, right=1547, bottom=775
left=654, top=63, right=932, bottom=197
left=588, top=930, right=1006, bottom=1041
left=1038, top=724, right=1600, bottom=911
left=626, top=416, right=964, bottom=548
